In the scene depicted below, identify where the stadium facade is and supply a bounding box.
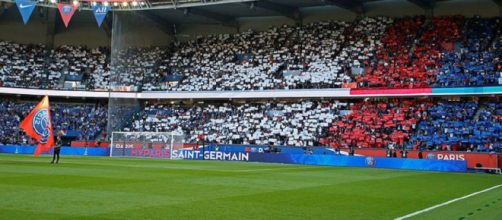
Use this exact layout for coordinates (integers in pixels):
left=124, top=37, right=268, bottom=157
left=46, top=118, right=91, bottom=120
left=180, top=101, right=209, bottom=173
left=0, top=0, right=501, bottom=171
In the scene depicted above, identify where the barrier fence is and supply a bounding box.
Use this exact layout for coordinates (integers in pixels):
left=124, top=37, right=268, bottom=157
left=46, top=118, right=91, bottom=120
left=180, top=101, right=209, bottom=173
left=0, top=144, right=497, bottom=170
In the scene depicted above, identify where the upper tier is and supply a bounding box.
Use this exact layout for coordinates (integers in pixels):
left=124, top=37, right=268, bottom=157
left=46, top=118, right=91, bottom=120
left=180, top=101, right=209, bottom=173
left=1, top=16, right=500, bottom=94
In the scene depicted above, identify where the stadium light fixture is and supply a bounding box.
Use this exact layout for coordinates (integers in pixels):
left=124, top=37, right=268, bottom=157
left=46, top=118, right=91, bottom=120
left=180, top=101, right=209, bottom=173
left=49, top=0, right=57, bottom=4
left=113, top=2, right=118, bottom=7
left=72, top=0, right=79, bottom=6
left=91, top=2, right=97, bottom=6
left=122, top=2, right=128, bottom=7
left=103, top=1, right=109, bottom=7
left=132, top=1, right=138, bottom=7
left=140, top=2, right=145, bottom=6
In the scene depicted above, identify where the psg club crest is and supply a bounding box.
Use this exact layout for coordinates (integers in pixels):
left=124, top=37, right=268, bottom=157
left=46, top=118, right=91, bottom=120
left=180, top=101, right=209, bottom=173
left=32, top=109, right=50, bottom=143
left=427, top=153, right=436, bottom=160
left=57, top=3, right=78, bottom=28
left=62, top=5, right=73, bottom=14
left=365, top=157, right=376, bottom=167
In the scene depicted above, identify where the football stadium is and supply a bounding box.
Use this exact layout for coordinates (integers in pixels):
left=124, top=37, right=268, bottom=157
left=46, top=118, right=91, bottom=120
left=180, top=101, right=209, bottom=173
left=0, top=0, right=501, bottom=219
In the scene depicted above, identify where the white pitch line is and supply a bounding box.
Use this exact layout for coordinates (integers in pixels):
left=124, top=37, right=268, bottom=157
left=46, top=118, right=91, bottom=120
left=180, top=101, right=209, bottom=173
left=395, top=184, right=502, bottom=220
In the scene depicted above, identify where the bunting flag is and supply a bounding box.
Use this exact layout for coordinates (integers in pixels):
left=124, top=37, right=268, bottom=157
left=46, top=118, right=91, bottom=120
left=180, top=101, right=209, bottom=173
left=15, top=0, right=36, bottom=25
left=92, top=4, right=111, bottom=27
left=20, top=96, right=55, bottom=157
left=57, top=3, right=78, bottom=28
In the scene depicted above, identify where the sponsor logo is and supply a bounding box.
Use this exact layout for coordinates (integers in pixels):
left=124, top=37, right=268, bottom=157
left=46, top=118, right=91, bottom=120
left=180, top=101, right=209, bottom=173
left=94, top=6, right=108, bottom=14
left=19, top=4, right=34, bottom=9
left=32, top=109, right=50, bottom=143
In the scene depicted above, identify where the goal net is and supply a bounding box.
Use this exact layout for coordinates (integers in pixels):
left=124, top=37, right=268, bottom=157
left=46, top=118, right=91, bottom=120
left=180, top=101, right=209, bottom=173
left=110, top=132, right=185, bottom=159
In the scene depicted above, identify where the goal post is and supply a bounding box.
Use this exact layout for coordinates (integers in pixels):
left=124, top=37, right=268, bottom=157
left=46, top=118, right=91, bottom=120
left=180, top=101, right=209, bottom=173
left=110, top=132, right=185, bottom=159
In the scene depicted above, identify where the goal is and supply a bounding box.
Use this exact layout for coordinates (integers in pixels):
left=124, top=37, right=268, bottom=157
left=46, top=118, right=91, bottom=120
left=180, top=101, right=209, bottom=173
left=110, top=132, right=185, bottom=159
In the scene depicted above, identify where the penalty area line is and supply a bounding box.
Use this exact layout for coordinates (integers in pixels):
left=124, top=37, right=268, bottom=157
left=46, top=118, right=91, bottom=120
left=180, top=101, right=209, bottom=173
left=395, top=184, right=502, bottom=220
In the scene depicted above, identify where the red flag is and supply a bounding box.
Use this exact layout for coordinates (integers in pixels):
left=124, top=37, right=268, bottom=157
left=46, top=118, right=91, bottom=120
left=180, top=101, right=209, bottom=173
left=57, top=3, right=78, bottom=28
left=20, top=96, right=54, bottom=157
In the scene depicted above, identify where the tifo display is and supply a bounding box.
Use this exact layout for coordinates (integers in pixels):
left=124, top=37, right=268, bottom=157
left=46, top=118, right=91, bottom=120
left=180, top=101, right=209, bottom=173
left=1, top=97, right=499, bottom=153
left=1, top=1, right=502, bottom=219
left=0, top=16, right=500, bottom=91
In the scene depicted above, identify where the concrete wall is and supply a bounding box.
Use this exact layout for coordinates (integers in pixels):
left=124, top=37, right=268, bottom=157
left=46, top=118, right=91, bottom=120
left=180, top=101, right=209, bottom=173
left=302, top=6, right=357, bottom=24
left=0, top=20, right=47, bottom=44
left=0, top=5, right=48, bottom=44
left=434, top=0, right=500, bottom=17
left=176, top=23, right=237, bottom=41
left=238, top=16, right=295, bottom=32
left=0, top=9, right=173, bottom=48
left=112, top=12, right=172, bottom=47
left=54, top=23, right=110, bottom=48
left=52, top=10, right=110, bottom=48
left=365, top=0, right=425, bottom=17
left=1, top=0, right=501, bottom=47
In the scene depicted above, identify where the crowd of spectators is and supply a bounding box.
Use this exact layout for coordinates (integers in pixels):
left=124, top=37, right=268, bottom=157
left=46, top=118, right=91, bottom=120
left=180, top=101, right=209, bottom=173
left=0, top=99, right=107, bottom=145
left=0, top=96, right=499, bottom=152
left=125, top=100, right=350, bottom=145
left=124, top=98, right=500, bottom=152
left=111, top=47, right=168, bottom=91
left=1, top=16, right=500, bottom=91
left=158, top=17, right=393, bottom=91
left=0, top=42, right=110, bottom=90
left=48, top=45, right=110, bottom=90
left=1, top=16, right=501, bottom=151
left=410, top=100, right=501, bottom=152
left=322, top=99, right=432, bottom=149
left=436, top=17, right=501, bottom=87
left=357, top=16, right=463, bottom=88
left=0, top=41, right=48, bottom=88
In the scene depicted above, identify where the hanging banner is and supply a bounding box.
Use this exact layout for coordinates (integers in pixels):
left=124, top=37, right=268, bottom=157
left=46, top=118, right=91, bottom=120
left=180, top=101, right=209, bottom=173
left=15, top=0, right=36, bottom=25
left=92, top=4, right=111, bottom=27
left=57, top=3, right=78, bottom=28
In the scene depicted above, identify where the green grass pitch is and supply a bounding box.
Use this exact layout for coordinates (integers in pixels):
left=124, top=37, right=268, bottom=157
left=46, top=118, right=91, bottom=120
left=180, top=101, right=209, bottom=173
left=0, top=154, right=501, bottom=220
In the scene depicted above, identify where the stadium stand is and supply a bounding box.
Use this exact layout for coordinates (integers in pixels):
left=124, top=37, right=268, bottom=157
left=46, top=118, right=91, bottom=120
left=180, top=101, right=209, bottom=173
left=125, top=100, right=350, bottom=145
left=49, top=45, right=110, bottom=90
left=1, top=16, right=499, bottom=91
left=323, top=99, right=432, bottom=149
left=0, top=41, right=48, bottom=89
left=0, top=42, right=110, bottom=90
left=0, top=15, right=501, bottom=152
left=411, top=100, right=501, bottom=152
left=112, top=47, right=167, bottom=91
left=436, top=17, right=501, bottom=87
left=120, top=98, right=500, bottom=152
left=357, top=16, right=463, bottom=88
left=0, top=99, right=107, bottom=145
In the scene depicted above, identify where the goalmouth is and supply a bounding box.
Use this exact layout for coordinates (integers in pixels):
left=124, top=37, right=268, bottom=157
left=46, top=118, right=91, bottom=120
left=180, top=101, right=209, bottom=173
left=110, top=132, right=186, bottom=159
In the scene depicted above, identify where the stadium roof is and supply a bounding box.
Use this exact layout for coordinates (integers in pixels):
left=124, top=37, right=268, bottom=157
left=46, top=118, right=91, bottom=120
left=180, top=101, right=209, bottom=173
left=124, top=0, right=501, bottom=28
left=2, top=0, right=498, bottom=13
left=0, top=0, right=500, bottom=30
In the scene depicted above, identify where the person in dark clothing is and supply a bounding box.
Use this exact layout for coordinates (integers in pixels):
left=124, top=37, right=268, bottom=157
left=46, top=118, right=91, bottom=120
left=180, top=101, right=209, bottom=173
left=335, top=146, right=341, bottom=155
left=51, top=131, right=63, bottom=164
left=418, top=150, right=423, bottom=159
left=401, top=149, right=408, bottom=158
left=349, top=146, right=355, bottom=156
